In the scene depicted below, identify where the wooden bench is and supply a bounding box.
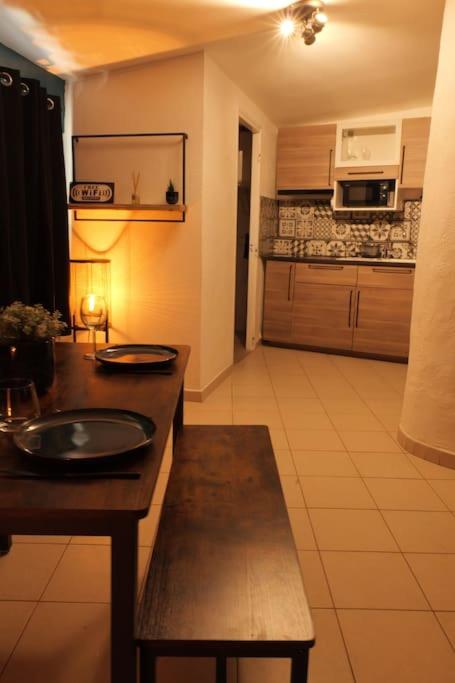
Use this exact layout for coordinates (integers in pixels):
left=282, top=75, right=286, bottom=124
left=136, top=425, right=315, bottom=683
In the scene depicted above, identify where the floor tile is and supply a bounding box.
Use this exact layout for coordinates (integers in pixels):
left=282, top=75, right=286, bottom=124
left=281, top=411, right=333, bottom=430
left=272, top=381, right=317, bottom=399
left=382, top=511, right=455, bottom=552
left=309, top=609, right=355, bottom=683
left=338, top=609, right=455, bottom=683
left=298, top=551, right=333, bottom=608
left=232, top=384, right=275, bottom=398
left=321, top=399, right=373, bottom=416
left=288, top=508, right=317, bottom=550
left=300, top=477, right=376, bottom=509
left=321, top=551, right=428, bottom=609
left=1, top=602, right=110, bottom=683
left=329, top=413, right=385, bottom=432
left=363, top=398, right=403, bottom=417
left=428, top=480, right=455, bottom=509
left=237, top=658, right=290, bottom=683
left=277, top=397, right=327, bottom=416
left=274, top=449, right=296, bottom=475
left=233, top=396, right=278, bottom=411
left=339, top=431, right=401, bottom=452
left=42, top=544, right=150, bottom=603
left=436, top=612, right=455, bottom=649
left=0, top=544, right=65, bottom=601
left=0, top=602, right=35, bottom=673
left=405, top=554, right=455, bottom=610
left=309, top=509, right=398, bottom=551
left=12, top=535, right=71, bottom=544
left=349, top=451, right=421, bottom=478
left=292, top=451, right=358, bottom=477
left=280, top=476, right=305, bottom=508
left=364, top=478, right=447, bottom=510
left=407, top=455, right=455, bottom=480
left=233, top=409, right=283, bottom=429
left=286, top=430, right=345, bottom=452
left=151, top=471, right=170, bottom=506
left=268, top=429, right=289, bottom=450
left=184, top=406, right=232, bottom=425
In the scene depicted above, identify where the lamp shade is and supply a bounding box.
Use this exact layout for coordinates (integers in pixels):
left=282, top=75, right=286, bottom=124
left=70, top=259, right=111, bottom=328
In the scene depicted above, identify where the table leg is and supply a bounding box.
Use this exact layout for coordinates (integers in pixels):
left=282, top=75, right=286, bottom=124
left=111, top=519, right=138, bottom=683
left=173, top=382, right=184, bottom=448
left=291, top=653, right=309, bottom=683
left=216, top=656, right=227, bottom=683
left=0, top=535, right=12, bottom=556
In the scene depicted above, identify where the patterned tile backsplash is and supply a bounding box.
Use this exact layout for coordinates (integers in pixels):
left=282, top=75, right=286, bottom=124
left=259, top=198, right=421, bottom=260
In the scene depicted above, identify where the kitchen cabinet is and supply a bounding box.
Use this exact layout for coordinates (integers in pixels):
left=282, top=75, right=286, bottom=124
left=263, top=261, right=414, bottom=359
left=276, top=124, right=336, bottom=190
left=400, top=117, right=431, bottom=188
left=263, top=261, right=295, bottom=343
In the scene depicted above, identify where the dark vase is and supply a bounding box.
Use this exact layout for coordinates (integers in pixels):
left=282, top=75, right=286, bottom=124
left=0, top=339, right=56, bottom=395
left=166, top=190, right=179, bottom=205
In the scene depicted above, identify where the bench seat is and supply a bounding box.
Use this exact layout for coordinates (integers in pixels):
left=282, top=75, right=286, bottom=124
left=136, top=425, right=314, bottom=682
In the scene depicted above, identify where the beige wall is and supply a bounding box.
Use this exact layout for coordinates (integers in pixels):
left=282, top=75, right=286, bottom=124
left=71, top=51, right=276, bottom=393
left=399, top=0, right=455, bottom=464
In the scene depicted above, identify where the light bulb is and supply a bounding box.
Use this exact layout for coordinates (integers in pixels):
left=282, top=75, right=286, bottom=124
left=279, top=17, right=296, bottom=38
left=314, top=10, right=328, bottom=27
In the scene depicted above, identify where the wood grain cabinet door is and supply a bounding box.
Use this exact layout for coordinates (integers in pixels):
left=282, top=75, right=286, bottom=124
left=277, top=124, right=336, bottom=190
left=263, top=261, right=295, bottom=342
left=352, top=287, right=413, bottom=358
left=400, top=117, right=431, bottom=188
left=292, top=283, right=355, bottom=350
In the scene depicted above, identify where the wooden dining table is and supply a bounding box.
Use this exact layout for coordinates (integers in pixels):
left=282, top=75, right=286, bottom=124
left=0, top=342, right=190, bottom=683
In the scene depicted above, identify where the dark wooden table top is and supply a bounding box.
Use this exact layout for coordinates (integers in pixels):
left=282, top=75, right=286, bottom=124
left=137, top=426, right=314, bottom=651
left=0, top=343, right=189, bottom=521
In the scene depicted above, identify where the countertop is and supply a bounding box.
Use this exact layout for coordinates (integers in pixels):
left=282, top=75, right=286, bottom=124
left=263, top=255, right=416, bottom=269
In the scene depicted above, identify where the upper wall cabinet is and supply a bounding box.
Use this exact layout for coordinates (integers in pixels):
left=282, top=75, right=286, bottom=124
left=335, top=119, right=402, bottom=168
left=276, top=124, right=336, bottom=190
left=400, top=117, right=431, bottom=188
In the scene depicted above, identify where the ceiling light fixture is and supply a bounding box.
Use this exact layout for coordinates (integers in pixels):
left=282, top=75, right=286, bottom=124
left=279, top=1, right=329, bottom=45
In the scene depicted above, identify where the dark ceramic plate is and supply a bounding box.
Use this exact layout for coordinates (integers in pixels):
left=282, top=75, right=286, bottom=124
left=95, top=344, right=178, bottom=367
left=14, top=408, right=156, bottom=463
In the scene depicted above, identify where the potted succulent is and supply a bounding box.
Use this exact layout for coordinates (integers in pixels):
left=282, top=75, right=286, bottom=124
left=166, top=179, right=179, bottom=205
left=0, top=302, right=67, bottom=394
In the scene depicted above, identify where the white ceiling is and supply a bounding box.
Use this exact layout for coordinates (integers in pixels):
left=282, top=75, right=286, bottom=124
left=0, top=0, right=446, bottom=125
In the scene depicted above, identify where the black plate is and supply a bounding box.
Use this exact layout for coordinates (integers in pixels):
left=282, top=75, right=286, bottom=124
left=95, top=344, right=178, bottom=367
left=14, top=408, right=156, bottom=463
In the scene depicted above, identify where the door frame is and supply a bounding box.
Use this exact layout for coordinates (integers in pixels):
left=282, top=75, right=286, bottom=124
left=238, top=113, right=262, bottom=352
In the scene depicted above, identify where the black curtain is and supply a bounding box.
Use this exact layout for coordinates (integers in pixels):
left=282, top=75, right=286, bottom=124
left=0, top=66, right=70, bottom=324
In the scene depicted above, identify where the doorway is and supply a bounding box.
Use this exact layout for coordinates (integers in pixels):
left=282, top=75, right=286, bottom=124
left=234, top=123, right=253, bottom=361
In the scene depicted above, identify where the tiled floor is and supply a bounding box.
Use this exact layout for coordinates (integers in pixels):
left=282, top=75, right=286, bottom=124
left=1, top=345, right=455, bottom=682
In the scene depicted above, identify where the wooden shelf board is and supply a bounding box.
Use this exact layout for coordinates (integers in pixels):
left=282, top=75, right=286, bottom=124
left=68, top=203, right=185, bottom=211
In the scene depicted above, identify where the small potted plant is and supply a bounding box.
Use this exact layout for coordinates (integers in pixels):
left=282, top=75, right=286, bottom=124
left=166, top=179, right=179, bottom=205
left=0, top=302, right=67, bottom=394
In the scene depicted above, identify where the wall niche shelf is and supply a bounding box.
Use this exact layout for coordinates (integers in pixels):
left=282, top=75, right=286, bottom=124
left=70, top=132, right=188, bottom=223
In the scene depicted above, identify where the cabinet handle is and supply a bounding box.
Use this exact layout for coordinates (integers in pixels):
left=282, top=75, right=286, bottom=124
left=308, top=264, right=343, bottom=271
left=400, top=145, right=406, bottom=184
left=372, top=268, right=413, bottom=274
left=355, top=291, right=360, bottom=327
left=287, top=264, right=293, bottom=301
left=348, top=290, right=353, bottom=328
left=328, top=149, right=333, bottom=186
left=347, top=170, right=384, bottom=175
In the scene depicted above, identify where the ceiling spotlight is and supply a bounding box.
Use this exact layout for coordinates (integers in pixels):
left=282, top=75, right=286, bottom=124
left=278, top=2, right=328, bottom=45
left=279, top=17, right=296, bottom=37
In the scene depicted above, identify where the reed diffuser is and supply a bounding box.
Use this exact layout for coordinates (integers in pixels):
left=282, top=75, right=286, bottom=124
left=131, top=171, right=141, bottom=205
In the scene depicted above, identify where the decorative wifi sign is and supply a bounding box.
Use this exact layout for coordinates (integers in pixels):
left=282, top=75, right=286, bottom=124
left=70, top=182, right=115, bottom=204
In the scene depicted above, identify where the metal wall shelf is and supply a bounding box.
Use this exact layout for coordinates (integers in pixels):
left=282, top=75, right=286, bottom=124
left=70, top=132, right=188, bottom=223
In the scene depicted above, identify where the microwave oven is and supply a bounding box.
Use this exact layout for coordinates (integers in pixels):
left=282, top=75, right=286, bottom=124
left=340, top=179, right=395, bottom=208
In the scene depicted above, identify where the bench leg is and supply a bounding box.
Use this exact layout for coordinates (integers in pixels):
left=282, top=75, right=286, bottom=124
left=216, top=656, right=227, bottom=683
left=291, top=653, right=309, bottom=683
left=139, top=649, right=156, bottom=683
left=0, top=535, right=12, bottom=556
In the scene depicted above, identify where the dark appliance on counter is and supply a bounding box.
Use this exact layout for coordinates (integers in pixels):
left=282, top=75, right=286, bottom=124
left=340, top=179, right=395, bottom=208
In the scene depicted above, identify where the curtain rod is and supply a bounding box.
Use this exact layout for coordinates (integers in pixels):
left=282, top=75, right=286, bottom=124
left=0, top=71, right=54, bottom=109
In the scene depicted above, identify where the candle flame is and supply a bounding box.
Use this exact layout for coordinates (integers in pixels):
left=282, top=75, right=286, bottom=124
left=88, top=294, right=96, bottom=312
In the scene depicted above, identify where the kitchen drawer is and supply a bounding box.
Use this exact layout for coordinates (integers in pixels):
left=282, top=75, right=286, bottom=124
left=334, top=165, right=400, bottom=181
left=295, top=263, right=358, bottom=286
left=357, top=266, right=414, bottom=290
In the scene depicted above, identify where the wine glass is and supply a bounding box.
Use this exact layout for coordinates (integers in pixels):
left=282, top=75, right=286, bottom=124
left=80, top=294, right=107, bottom=360
left=0, top=378, right=41, bottom=433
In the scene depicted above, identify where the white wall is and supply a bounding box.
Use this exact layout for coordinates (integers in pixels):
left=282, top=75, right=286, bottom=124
left=71, top=53, right=204, bottom=390
left=201, top=55, right=277, bottom=387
